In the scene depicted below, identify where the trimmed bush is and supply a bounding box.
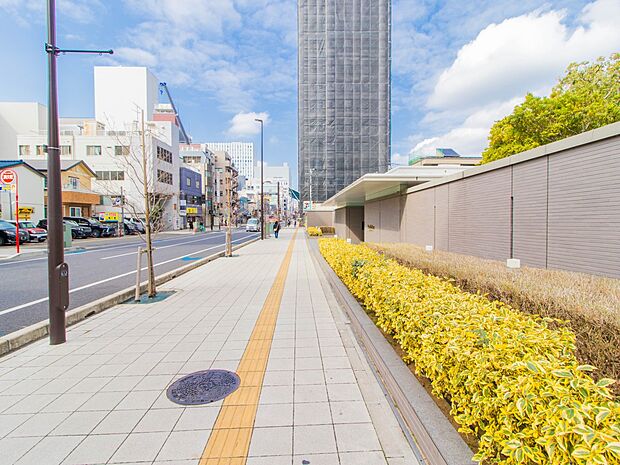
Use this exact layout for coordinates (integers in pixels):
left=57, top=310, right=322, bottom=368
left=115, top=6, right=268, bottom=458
left=307, top=226, right=322, bottom=236
left=319, top=238, right=620, bottom=465
left=369, top=243, right=620, bottom=389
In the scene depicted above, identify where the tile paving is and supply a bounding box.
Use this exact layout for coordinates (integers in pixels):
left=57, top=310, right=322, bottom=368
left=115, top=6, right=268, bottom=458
left=0, top=229, right=419, bottom=465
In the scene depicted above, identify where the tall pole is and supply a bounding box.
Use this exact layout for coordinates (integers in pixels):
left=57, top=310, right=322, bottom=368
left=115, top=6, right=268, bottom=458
left=277, top=181, right=281, bottom=221
left=46, top=0, right=66, bottom=345
left=255, top=118, right=264, bottom=240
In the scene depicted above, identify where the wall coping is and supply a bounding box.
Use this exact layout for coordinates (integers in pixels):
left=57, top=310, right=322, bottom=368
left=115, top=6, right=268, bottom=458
left=406, top=121, right=620, bottom=195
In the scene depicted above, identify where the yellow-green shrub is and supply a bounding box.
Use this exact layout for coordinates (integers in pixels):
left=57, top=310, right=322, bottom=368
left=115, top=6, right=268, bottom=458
left=307, top=226, right=322, bottom=236
left=319, top=238, right=620, bottom=465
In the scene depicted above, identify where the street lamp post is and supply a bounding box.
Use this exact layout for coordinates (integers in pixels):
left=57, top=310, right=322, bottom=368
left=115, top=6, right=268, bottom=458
left=45, top=0, right=113, bottom=345
left=254, top=118, right=264, bottom=240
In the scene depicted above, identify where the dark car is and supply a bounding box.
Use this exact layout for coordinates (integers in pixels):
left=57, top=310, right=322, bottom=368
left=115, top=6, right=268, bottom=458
left=122, top=219, right=138, bottom=235
left=37, top=219, right=92, bottom=239
left=0, top=220, right=29, bottom=246
left=64, top=216, right=115, bottom=238
left=8, top=220, right=47, bottom=242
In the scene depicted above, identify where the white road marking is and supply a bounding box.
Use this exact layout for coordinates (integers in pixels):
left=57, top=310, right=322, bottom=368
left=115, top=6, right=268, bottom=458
left=0, top=230, right=240, bottom=267
left=100, top=233, right=225, bottom=260
left=0, top=234, right=258, bottom=317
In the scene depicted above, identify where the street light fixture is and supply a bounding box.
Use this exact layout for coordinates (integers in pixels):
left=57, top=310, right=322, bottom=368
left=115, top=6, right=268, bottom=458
left=46, top=0, right=113, bottom=345
left=254, top=118, right=264, bottom=240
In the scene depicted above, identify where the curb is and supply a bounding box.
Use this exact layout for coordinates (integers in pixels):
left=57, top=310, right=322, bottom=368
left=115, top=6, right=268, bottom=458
left=307, top=239, right=475, bottom=465
left=0, top=237, right=259, bottom=357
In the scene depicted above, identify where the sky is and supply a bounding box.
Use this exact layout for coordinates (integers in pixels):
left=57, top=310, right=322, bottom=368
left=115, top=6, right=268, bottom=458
left=0, top=0, right=619, bottom=186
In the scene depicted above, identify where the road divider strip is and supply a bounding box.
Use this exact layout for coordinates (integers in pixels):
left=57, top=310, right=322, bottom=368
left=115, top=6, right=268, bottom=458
left=0, top=236, right=260, bottom=357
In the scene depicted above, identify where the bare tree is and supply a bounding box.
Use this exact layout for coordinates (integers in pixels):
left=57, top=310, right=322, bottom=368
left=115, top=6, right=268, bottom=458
left=96, top=109, right=176, bottom=298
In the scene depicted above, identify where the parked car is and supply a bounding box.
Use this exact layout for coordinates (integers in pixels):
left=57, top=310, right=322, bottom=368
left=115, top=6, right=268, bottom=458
left=246, top=218, right=261, bottom=232
left=8, top=220, right=47, bottom=242
left=37, top=219, right=92, bottom=239
left=127, top=218, right=146, bottom=234
left=0, top=220, right=29, bottom=246
left=122, top=219, right=138, bottom=235
left=64, top=216, right=115, bottom=238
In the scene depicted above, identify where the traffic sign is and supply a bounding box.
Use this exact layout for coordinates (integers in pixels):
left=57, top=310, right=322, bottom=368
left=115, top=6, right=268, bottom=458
left=0, top=169, right=16, bottom=184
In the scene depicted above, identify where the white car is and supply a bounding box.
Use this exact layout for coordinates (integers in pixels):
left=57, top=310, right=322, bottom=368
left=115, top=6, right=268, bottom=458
left=246, top=218, right=261, bottom=232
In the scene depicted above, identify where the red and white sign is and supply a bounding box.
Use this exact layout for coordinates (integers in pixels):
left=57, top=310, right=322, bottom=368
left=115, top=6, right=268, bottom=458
left=0, top=169, right=16, bottom=184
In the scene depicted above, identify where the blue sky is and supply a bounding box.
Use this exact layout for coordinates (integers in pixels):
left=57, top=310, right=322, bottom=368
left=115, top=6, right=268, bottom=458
left=1, top=0, right=618, bottom=186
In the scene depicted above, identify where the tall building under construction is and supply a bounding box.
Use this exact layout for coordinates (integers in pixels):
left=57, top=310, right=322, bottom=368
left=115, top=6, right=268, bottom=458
left=298, top=0, right=391, bottom=203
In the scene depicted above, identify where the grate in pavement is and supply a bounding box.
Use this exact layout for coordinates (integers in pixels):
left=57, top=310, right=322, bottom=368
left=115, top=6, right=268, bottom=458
left=166, top=370, right=241, bottom=405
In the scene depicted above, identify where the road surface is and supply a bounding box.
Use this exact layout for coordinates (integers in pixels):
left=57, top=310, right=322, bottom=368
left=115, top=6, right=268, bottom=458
left=0, top=229, right=258, bottom=336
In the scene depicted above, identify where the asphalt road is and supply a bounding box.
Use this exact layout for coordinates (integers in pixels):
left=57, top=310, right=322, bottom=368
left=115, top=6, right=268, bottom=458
left=0, top=229, right=258, bottom=337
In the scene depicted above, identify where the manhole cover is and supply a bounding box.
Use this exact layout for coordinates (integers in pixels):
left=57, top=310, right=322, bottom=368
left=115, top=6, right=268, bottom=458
left=166, top=370, right=241, bottom=405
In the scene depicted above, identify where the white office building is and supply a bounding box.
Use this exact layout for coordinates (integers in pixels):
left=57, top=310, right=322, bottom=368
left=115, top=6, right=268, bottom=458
left=0, top=67, right=183, bottom=230
left=205, top=142, right=254, bottom=180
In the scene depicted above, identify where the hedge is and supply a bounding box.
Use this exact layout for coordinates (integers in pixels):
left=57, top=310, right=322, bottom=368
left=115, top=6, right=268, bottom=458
left=319, top=238, right=620, bottom=465
left=307, top=226, right=322, bottom=236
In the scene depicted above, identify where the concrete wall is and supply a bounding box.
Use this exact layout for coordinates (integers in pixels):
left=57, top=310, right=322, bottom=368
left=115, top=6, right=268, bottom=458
left=365, top=127, right=620, bottom=278
left=306, top=210, right=334, bottom=228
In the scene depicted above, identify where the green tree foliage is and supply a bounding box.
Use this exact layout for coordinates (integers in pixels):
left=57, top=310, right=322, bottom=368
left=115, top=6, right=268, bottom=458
left=482, top=53, right=620, bottom=164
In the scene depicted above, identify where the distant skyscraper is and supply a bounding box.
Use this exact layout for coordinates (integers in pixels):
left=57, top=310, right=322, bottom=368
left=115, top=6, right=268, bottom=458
left=298, top=0, right=391, bottom=203
left=206, top=142, right=254, bottom=180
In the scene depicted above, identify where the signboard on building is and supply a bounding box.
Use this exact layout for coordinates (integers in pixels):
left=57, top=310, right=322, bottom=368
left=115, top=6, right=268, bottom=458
left=98, top=212, right=120, bottom=222
left=186, top=207, right=198, bottom=214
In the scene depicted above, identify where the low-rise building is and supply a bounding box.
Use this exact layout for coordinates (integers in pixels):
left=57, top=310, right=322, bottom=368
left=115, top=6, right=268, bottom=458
left=25, top=160, right=100, bottom=218
left=180, top=144, right=215, bottom=228
left=179, top=166, right=202, bottom=229
left=0, top=160, right=46, bottom=223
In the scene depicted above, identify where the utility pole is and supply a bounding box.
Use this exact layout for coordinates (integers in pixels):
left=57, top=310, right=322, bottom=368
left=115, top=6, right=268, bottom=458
left=120, top=185, right=124, bottom=236
left=45, top=0, right=112, bottom=345
left=255, top=118, right=264, bottom=239
left=140, top=110, right=156, bottom=298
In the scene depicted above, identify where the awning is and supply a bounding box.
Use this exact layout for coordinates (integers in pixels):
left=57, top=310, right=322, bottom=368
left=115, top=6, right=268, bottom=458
left=322, top=166, right=468, bottom=208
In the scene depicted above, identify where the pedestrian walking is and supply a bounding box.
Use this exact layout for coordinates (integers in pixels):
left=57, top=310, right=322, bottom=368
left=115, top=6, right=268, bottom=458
left=273, top=220, right=281, bottom=239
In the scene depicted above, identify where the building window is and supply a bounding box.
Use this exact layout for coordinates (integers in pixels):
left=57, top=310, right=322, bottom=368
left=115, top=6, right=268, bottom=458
left=68, top=176, right=79, bottom=189
left=36, top=145, right=46, bottom=155
left=61, top=145, right=72, bottom=156
left=186, top=177, right=191, bottom=187
left=114, top=145, right=129, bottom=156
left=19, top=145, right=31, bottom=156
left=69, top=207, right=82, bottom=216
left=195, top=179, right=200, bottom=188
left=86, top=145, right=102, bottom=156
left=157, top=169, right=173, bottom=185
left=96, top=171, right=125, bottom=181
left=156, top=146, right=173, bottom=163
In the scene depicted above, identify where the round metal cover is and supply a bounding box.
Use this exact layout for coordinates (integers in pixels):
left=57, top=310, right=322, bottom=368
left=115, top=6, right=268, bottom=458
left=166, top=370, right=241, bottom=405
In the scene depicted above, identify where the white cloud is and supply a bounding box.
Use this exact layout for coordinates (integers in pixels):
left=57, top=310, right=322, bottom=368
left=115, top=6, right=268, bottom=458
left=409, top=0, right=620, bottom=157
left=227, top=112, right=269, bottom=137
left=428, top=0, right=620, bottom=111
left=113, top=0, right=297, bottom=114
left=390, top=152, right=410, bottom=167
left=114, top=47, right=158, bottom=67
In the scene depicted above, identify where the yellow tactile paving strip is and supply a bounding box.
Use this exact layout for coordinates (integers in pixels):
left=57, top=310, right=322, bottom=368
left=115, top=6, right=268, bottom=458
left=199, top=230, right=298, bottom=465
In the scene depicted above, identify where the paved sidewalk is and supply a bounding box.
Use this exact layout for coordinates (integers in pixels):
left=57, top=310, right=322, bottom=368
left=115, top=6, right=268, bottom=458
left=0, top=229, right=417, bottom=465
